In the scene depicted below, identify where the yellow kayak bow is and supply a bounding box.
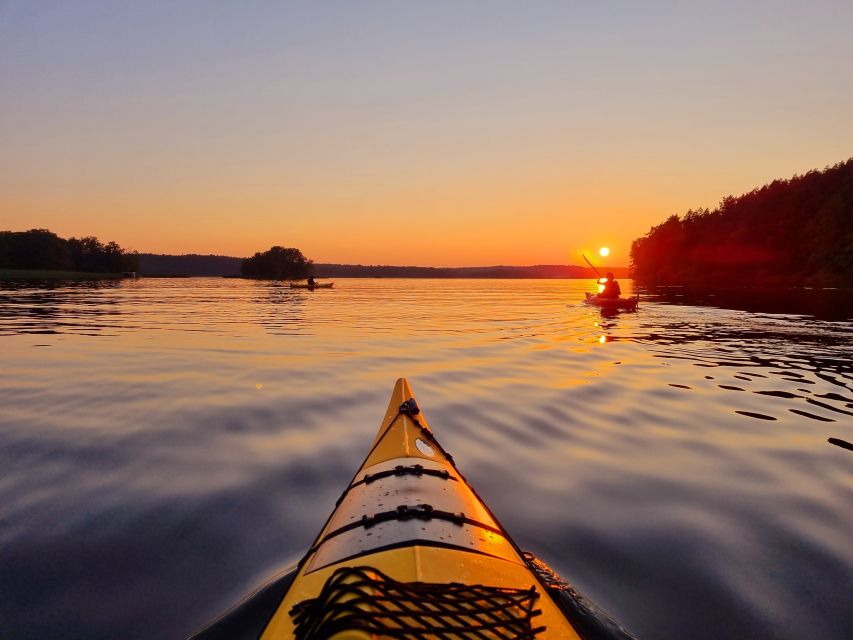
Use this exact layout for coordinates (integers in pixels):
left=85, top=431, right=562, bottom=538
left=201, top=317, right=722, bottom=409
left=191, top=378, right=635, bottom=640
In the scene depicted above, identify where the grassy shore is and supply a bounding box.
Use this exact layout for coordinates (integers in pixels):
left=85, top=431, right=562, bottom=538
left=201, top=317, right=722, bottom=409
left=0, top=269, right=123, bottom=280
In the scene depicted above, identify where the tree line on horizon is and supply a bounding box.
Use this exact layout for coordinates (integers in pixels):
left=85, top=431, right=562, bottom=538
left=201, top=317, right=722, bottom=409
left=4, top=233, right=624, bottom=280
left=0, top=229, right=138, bottom=273
left=630, top=158, right=853, bottom=287
left=310, top=263, right=619, bottom=279
left=136, top=253, right=622, bottom=278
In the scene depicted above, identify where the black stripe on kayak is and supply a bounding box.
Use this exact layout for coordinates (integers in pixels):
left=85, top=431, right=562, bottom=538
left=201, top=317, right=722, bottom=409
left=305, top=504, right=506, bottom=559
left=303, top=539, right=514, bottom=576
left=335, top=464, right=457, bottom=506
left=397, top=398, right=461, bottom=473
left=362, top=464, right=455, bottom=485
left=297, top=400, right=462, bottom=573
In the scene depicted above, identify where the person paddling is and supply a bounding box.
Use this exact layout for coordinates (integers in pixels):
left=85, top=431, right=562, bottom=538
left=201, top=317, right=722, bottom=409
left=599, top=272, right=621, bottom=298
left=307, top=275, right=316, bottom=288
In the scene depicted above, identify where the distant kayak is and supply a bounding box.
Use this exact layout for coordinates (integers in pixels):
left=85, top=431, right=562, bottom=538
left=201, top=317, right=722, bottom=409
left=585, top=292, right=639, bottom=310
left=290, top=282, right=334, bottom=289
left=189, top=378, right=637, bottom=640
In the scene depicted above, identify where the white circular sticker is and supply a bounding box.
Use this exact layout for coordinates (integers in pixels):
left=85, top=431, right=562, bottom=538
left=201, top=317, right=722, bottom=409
left=415, top=438, right=434, bottom=456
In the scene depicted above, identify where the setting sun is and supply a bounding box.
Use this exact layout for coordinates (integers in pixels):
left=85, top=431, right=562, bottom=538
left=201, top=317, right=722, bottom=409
left=599, top=247, right=610, bottom=257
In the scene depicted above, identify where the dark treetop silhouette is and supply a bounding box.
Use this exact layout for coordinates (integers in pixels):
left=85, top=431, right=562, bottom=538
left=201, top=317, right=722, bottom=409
left=240, top=246, right=313, bottom=280
left=630, top=158, right=853, bottom=288
left=0, top=229, right=138, bottom=274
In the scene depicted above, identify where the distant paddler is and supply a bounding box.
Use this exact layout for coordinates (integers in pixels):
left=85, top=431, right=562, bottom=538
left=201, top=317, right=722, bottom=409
left=290, top=278, right=334, bottom=289
left=599, top=272, right=621, bottom=298
left=583, top=252, right=615, bottom=295
left=583, top=248, right=622, bottom=299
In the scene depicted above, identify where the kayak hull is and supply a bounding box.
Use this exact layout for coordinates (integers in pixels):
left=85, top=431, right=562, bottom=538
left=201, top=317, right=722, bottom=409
left=585, top=292, right=639, bottom=310
left=289, top=282, right=334, bottom=289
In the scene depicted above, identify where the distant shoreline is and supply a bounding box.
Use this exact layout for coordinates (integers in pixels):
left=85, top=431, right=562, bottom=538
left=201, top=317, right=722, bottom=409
left=136, top=253, right=629, bottom=279
left=0, top=268, right=124, bottom=280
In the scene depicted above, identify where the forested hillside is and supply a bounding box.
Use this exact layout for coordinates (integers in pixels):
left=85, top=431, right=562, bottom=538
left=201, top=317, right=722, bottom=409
left=0, top=229, right=137, bottom=273
left=630, top=159, right=853, bottom=287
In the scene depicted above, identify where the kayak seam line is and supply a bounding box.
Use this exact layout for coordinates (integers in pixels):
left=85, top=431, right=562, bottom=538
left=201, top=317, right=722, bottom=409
left=302, top=539, right=522, bottom=576
left=338, top=466, right=457, bottom=505
left=304, top=505, right=506, bottom=559
left=359, top=410, right=405, bottom=473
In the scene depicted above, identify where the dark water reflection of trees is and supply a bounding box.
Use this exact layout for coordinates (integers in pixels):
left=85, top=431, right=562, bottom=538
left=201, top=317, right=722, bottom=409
left=639, top=285, right=853, bottom=321
left=0, top=279, right=123, bottom=336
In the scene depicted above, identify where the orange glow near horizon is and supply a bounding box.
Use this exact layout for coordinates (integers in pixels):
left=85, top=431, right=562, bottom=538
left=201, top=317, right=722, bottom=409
left=2, top=184, right=656, bottom=267
left=2, top=5, right=850, bottom=268
left=4, top=153, right=846, bottom=268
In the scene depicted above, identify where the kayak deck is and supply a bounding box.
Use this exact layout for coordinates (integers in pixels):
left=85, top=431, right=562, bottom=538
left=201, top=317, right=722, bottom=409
left=258, top=378, right=582, bottom=639
left=190, top=379, right=637, bottom=640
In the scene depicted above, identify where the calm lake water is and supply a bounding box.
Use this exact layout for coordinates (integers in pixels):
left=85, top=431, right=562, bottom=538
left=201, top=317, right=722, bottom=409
left=1, top=278, right=851, bottom=640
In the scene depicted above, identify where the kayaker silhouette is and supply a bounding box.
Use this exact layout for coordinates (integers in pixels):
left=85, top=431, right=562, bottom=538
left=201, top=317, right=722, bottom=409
left=600, top=272, right=621, bottom=298
left=307, top=275, right=316, bottom=288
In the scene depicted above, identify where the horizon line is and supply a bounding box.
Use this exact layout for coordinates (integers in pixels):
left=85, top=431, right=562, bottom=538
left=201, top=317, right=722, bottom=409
left=137, top=251, right=630, bottom=270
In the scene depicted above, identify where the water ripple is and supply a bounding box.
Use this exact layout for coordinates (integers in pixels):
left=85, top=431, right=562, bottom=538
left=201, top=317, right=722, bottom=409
left=1, top=278, right=851, bottom=640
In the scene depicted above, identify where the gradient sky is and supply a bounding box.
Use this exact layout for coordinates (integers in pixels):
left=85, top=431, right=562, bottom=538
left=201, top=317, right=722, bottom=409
left=2, top=1, right=852, bottom=267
